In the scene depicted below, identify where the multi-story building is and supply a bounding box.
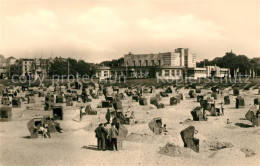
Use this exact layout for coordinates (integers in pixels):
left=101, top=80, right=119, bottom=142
left=174, top=48, right=196, bottom=68
left=93, top=48, right=230, bottom=80
left=123, top=51, right=187, bottom=79
left=12, top=58, right=52, bottom=79
left=6, top=57, right=17, bottom=78
left=0, top=55, right=8, bottom=78
left=34, top=58, right=52, bottom=79
left=0, top=55, right=17, bottom=79
left=93, top=48, right=198, bottom=79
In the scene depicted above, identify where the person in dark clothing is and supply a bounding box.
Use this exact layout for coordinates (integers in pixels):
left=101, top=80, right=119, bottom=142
left=236, top=99, right=239, bottom=109
left=95, top=123, right=108, bottom=151
left=55, top=122, right=63, bottom=133
left=79, top=107, right=83, bottom=122
left=162, top=124, right=168, bottom=132
left=82, top=93, right=86, bottom=103
left=105, top=109, right=111, bottom=123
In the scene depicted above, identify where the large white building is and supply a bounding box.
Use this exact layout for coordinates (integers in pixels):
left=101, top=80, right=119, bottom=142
left=187, top=66, right=230, bottom=79
left=124, top=48, right=196, bottom=68
left=93, top=48, right=230, bottom=80
left=174, top=48, right=196, bottom=68
left=94, top=48, right=198, bottom=79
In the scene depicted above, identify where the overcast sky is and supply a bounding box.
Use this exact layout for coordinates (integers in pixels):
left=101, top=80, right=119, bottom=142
left=0, top=0, right=259, bottom=63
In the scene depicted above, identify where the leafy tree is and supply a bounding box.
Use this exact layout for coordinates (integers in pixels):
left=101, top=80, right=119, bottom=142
left=196, top=52, right=259, bottom=77
left=250, top=57, right=260, bottom=76
left=49, top=58, right=68, bottom=76
left=100, top=57, right=124, bottom=67
left=49, top=57, right=93, bottom=77
left=236, top=55, right=251, bottom=74
left=196, top=59, right=213, bottom=67
left=75, top=60, right=92, bottom=76
left=67, top=58, right=77, bottom=76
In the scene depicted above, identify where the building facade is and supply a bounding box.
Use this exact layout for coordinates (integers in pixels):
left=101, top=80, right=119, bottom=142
left=124, top=48, right=196, bottom=68
left=93, top=48, right=198, bottom=79
left=93, top=48, right=230, bottom=80
left=0, top=55, right=7, bottom=78
left=0, top=55, right=17, bottom=79
left=11, top=58, right=52, bottom=79
left=187, top=66, right=230, bottom=79
left=34, top=58, right=52, bottom=79
left=174, top=48, right=196, bottom=68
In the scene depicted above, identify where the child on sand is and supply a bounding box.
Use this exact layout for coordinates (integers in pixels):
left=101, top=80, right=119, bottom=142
left=221, top=102, right=224, bottom=115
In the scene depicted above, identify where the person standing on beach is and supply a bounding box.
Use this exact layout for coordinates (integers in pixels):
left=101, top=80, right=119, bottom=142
left=221, top=102, right=224, bottom=115
left=95, top=123, right=107, bottom=151
left=109, top=124, right=118, bottom=151
left=79, top=107, right=83, bottom=122
left=105, top=109, right=111, bottom=123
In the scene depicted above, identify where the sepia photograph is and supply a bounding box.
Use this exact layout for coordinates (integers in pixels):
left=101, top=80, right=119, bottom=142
left=0, top=0, right=259, bottom=165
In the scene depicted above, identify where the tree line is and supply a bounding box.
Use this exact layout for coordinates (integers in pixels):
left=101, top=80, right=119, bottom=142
left=50, top=57, right=125, bottom=77
left=49, top=52, right=259, bottom=77
left=196, top=52, right=260, bottom=77
left=49, top=57, right=93, bottom=77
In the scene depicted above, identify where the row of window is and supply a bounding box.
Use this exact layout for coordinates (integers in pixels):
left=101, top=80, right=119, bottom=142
left=97, top=70, right=150, bottom=77
left=194, top=70, right=205, bottom=73
left=97, top=69, right=183, bottom=77
left=126, top=60, right=161, bottom=67
left=157, top=70, right=182, bottom=77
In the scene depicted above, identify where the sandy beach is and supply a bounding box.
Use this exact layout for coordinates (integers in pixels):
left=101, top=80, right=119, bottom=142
left=0, top=86, right=259, bottom=166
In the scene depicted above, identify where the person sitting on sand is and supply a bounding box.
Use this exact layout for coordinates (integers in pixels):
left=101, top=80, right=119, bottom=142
left=227, top=118, right=231, bottom=124
left=130, top=111, right=135, bottom=119
left=126, top=106, right=131, bottom=113
left=55, top=122, right=63, bottom=133
left=162, top=124, right=168, bottom=135
left=202, top=108, right=208, bottom=121
left=40, top=124, right=50, bottom=138
left=92, top=88, right=96, bottom=95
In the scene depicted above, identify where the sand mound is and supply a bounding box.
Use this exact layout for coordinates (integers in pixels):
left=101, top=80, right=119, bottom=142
left=250, top=129, right=260, bottom=135
left=179, top=118, right=213, bottom=125
left=209, top=141, right=233, bottom=151
left=225, top=125, right=238, bottom=129
left=26, top=104, right=44, bottom=111
left=63, top=106, right=78, bottom=110
left=159, top=142, right=195, bottom=157
left=179, top=118, right=192, bottom=124
left=125, top=132, right=157, bottom=143
left=240, top=147, right=256, bottom=157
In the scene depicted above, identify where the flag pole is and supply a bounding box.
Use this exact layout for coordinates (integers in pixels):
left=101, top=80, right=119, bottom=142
left=68, top=60, right=70, bottom=79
